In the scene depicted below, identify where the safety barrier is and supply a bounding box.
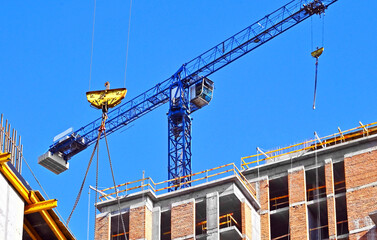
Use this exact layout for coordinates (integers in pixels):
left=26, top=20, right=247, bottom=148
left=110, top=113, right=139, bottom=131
left=196, top=213, right=239, bottom=234
left=270, top=180, right=346, bottom=210
left=241, top=121, right=377, bottom=169
left=99, top=163, right=256, bottom=201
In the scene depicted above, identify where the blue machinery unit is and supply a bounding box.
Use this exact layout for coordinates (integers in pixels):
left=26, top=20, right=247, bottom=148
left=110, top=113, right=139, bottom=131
left=39, top=0, right=337, bottom=190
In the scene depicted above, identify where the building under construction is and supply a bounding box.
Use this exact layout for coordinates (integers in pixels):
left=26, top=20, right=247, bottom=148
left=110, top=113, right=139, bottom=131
left=2, top=0, right=377, bottom=239
left=94, top=121, right=377, bottom=240
left=0, top=115, right=75, bottom=239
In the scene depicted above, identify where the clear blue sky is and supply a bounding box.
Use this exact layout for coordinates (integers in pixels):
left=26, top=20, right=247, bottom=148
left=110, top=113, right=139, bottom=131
left=1, top=0, right=377, bottom=239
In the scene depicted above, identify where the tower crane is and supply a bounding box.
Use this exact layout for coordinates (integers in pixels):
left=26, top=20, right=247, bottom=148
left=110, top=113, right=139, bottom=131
left=39, top=0, right=338, bottom=190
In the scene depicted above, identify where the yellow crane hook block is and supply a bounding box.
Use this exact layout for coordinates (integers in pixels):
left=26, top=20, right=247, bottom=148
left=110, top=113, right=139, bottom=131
left=311, top=47, right=324, bottom=58
left=86, top=87, right=127, bottom=109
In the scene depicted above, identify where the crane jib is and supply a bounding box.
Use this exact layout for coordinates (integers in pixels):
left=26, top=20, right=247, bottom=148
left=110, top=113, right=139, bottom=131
left=42, top=0, right=338, bottom=172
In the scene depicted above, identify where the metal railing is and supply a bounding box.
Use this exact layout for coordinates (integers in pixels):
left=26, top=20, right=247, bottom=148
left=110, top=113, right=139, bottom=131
left=270, top=180, right=346, bottom=210
left=196, top=213, right=239, bottom=235
left=0, top=114, right=23, bottom=173
left=241, top=121, right=377, bottom=169
left=99, top=163, right=256, bottom=201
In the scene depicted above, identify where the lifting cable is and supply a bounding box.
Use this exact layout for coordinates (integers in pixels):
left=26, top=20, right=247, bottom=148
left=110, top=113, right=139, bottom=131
left=123, top=0, right=133, bottom=88
left=67, top=108, right=128, bottom=239
left=67, top=130, right=101, bottom=225
left=310, top=14, right=325, bottom=110
left=104, top=130, right=128, bottom=239
left=88, top=0, right=97, bottom=91
left=94, top=138, right=99, bottom=235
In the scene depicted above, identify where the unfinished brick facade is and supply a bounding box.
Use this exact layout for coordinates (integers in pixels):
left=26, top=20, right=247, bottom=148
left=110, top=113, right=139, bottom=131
left=241, top=200, right=252, bottom=240
left=345, top=149, right=377, bottom=239
left=258, top=177, right=270, bottom=240
left=129, top=205, right=152, bottom=240
left=171, top=199, right=195, bottom=240
left=325, top=159, right=337, bottom=239
left=95, top=128, right=377, bottom=240
left=288, top=166, right=309, bottom=240
left=95, top=213, right=110, bottom=240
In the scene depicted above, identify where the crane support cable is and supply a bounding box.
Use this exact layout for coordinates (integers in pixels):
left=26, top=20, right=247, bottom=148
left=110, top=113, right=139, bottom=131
left=67, top=130, right=101, bottom=225
left=123, top=0, right=133, bottom=88
left=311, top=47, right=324, bottom=110
left=313, top=57, right=319, bottom=110
left=104, top=130, right=128, bottom=239
left=88, top=0, right=97, bottom=91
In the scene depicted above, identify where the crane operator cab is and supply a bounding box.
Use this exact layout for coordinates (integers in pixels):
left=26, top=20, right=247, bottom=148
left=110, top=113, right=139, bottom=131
left=190, top=77, right=214, bottom=110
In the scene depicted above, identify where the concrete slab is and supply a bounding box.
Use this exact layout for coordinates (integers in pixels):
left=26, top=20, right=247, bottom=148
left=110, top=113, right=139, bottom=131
left=369, top=210, right=377, bottom=225
left=219, top=226, right=242, bottom=240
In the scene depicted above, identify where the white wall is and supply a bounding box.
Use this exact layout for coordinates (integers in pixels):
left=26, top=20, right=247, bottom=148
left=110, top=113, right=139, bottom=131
left=0, top=172, right=24, bottom=240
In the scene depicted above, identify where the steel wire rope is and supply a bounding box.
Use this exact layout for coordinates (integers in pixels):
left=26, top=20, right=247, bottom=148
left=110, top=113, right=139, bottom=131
left=88, top=0, right=97, bottom=91
left=322, top=14, right=325, bottom=48
left=87, top=188, right=91, bottom=240
left=67, top=130, right=101, bottom=225
left=311, top=12, right=325, bottom=110
left=123, top=0, right=133, bottom=88
left=21, top=155, right=69, bottom=227
left=314, top=137, right=321, bottom=239
left=94, top=140, right=100, bottom=235
left=21, top=156, right=50, bottom=201
left=104, top=130, right=128, bottom=239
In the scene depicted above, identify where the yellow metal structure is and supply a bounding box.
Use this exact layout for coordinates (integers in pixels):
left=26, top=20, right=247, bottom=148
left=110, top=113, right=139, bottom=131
left=24, top=199, right=58, bottom=215
left=0, top=152, right=67, bottom=240
left=0, top=152, right=11, bottom=163
left=86, top=87, right=127, bottom=109
left=99, top=162, right=257, bottom=200
left=24, top=219, right=42, bottom=240
left=311, top=47, right=324, bottom=58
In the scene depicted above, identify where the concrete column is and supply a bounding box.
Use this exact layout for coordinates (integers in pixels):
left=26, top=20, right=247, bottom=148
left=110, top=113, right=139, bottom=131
left=258, top=176, right=270, bottom=240
left=152, top=206, right=161, bottom=240
left=325, top=159, right=337, bottom=240
left=129, top=199, right=153, bottom=240
left=95, top=212, right=111, bottom=240
left=206, top=192, right=219, bottom=240
left=288, top=166, right=309, bottom=240
left=241, top=199, right=252, bottom=240
left=171, top=198, right=195, bottom=240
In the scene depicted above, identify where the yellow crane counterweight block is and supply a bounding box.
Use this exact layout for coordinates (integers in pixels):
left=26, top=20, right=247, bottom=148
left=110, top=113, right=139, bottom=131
left=86, top=88, right=127, bottom=109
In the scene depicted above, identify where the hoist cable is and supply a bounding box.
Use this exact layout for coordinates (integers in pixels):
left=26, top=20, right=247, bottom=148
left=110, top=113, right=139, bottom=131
left=104, top=130, right=128, bottom=239
left=313, top=58, right=319, bottom=110
left=123, top=0, right=133, bottom=88
left=87, top=188, right=91, bottom=240
left=67, top=130, right=101, bottom=225
left=322, top=14, right=325, bottom=47
left=94, top=139, right=99, bottom=235
left=310, top=16, right=314, bottom=52
left=89, top=0, right=97, bottom=91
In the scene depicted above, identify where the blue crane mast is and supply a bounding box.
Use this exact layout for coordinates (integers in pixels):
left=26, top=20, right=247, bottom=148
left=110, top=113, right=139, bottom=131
left=39, top=0, right=337, bottom=189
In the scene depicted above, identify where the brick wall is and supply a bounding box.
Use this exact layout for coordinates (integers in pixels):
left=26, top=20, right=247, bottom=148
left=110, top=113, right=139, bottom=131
left=288, top=166, right=309, bottom=240
left=95, top=213, right=110, bottom=240
left=345, top=149, right=377, bottom=239
left=129, top=205, right=152, bottom=240
left=171, top=199, right=195, bottom=240
left=241, top=200, right=252, bottom=240
left=325, top=159, right=337, bottom=239
left=258, top=177, right=270, bottom=240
